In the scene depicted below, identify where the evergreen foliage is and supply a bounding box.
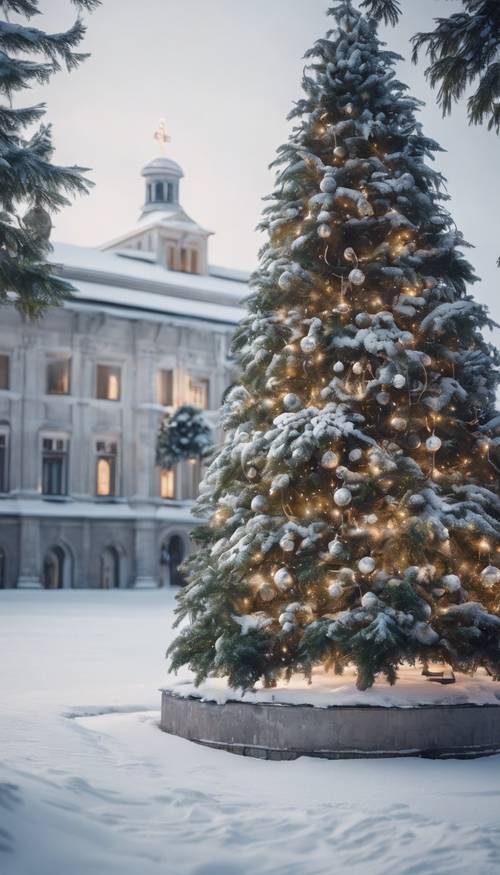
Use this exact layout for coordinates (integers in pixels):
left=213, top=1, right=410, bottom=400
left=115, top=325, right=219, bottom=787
left=168, top=1, right=500, bottom=692
left=361, top=0, right=500, bottom=132
left=0, top=0, right=100, bottom=317
left=156, top=405, right=213, bottom=471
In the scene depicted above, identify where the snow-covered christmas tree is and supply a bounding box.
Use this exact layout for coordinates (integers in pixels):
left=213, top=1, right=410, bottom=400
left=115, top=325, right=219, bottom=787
left=169, top=0, right=500, bottom=691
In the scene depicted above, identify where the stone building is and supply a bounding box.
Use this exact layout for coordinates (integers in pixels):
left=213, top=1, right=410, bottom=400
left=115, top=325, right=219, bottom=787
left=0, top=149, right=248, bottom=588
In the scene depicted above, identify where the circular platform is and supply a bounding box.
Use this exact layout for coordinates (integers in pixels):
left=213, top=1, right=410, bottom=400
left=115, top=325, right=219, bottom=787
left=160, top=689, right=500, bottom=760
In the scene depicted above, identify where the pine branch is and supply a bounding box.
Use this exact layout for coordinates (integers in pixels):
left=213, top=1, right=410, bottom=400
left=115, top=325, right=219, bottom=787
left=359, top=0, right=402, bottom=27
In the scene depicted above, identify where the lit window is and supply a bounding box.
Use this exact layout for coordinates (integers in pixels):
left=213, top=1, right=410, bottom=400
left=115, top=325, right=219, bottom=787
left=96, top=441, right=118, bottom=497
left=46, top=355, right=70, bottom=395
left=160, top=468, right=175, bottom=500
left=0, top=432, right=8, bottom=493
left=0, top=355, right=9, bottom=390
left=188, top=377, right=209, bottom=410
left=167, top=245, right=177, bottom=270
left=157, top=369, right=174, bottom=406
left=191, top=250, right=199, bottom=274
left=96, top=365, right=121, bottom=401
left=42, top=437, right=68, bottom=497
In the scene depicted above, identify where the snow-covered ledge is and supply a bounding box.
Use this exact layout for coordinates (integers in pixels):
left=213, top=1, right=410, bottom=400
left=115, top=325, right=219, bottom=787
left=160, top=667, right=500, bottom=760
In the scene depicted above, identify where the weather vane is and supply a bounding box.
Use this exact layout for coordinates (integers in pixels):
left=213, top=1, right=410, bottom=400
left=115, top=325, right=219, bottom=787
left=154, top=119, right=171, bottom=155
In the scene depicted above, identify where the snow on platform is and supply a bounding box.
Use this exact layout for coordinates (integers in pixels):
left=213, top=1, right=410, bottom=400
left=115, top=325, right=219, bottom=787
left=2, top=589, right=500, bottom=874
left=167, top=664, right=500, bottom=709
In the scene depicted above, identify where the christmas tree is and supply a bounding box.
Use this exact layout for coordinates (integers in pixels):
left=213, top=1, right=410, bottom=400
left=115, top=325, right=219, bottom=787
left=169, top=0, right=500, bottom=691
left=0, top=0, right=100, bottom=318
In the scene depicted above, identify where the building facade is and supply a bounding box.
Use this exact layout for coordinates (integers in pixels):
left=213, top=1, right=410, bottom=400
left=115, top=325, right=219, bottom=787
left=0, top=151, right=247, bottom=588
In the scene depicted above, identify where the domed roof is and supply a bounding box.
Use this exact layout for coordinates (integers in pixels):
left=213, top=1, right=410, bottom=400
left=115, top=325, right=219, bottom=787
left=141, top=155, right=184, bottom=180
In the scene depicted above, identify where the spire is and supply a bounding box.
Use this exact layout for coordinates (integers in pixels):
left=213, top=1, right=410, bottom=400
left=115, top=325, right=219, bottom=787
left=153, top=118, right=171, bottom=156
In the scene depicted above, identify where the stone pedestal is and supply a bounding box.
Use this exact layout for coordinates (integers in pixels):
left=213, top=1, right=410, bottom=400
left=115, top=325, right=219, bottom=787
left=160, top=689, right=500, bottom=760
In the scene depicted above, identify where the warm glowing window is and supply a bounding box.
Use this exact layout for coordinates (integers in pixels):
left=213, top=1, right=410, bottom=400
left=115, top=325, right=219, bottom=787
left=96, top=365, right=121, bottom=401
left=188, top=377, right=209, bottom=410
left=0, top=355, right=9, bottom=390
left=167, top=245, right=177, bottom=270
left=157, top=369, right=174, bottom=406
left=160, top=468, right=175, bottom=500
left=96, top=441, right=118, bottom=497
left=46, top=356, right=70, bottom=395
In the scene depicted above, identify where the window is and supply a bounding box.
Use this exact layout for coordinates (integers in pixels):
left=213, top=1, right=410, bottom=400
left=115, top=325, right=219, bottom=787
left=157, top=369, right=174, bottom=407
left=160, top=468, right=175, bottom=500
left=166, top=182, right=174, bottom=203
left=167, top=245, right=177, bottom=270
left=154, top=181, right=164, bottom=202
left=191, top=250, right=199, bottom=274
left=96, top=365, right=121, bottom=401
left=96, top=440, right=118, bottom=497
left=0, top=355, right=9, bottom=390
left=188, top=376, right=209, bottom=410
left=46, top=355, right=70, bottom=395
left=0, top=432, right=8, bottom=493
left=0, top=547, right=5, bottom=588
left=146, top=183, right=152, bottom=203
left=42, top=437, right=68, bottom=497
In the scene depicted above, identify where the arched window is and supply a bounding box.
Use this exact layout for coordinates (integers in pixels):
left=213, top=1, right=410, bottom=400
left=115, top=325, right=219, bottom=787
left=0, top=547, right=5, bottom=588
left=100, top=547, right=120, bottom=589
left=160, top=535, right=186, bottom=587
left=43, top=546, right=65, bottom=589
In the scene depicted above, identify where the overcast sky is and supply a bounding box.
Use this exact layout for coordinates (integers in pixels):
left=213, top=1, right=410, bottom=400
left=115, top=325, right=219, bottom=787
left=33, top=0, right=498, bottom=336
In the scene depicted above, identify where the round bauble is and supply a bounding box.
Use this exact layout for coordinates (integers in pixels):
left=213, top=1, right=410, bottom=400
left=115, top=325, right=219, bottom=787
left=320, top=176, right=337, bottom=194
left=247, top=466, right=258, bottom=480
left=251, top=495, right=268, bottom=513
left=352, top=361, right=364, bottom=375
left=318, top=224, right=332, bottom=239
left=334, top=145, right=347, bottom=159
left=349, top=448, right=362, bottom=463
left=279, top=535, right=295, bottom=553
left=407, top=433, right=421, bottom=450
left=274, top=567, right=293, bottom=589
left=366, top=514, right=378, bottom=525
left=300, top=336, right=317, bottom=354
left=481, top=566, right=500, bottom=587
left=278, top=271, right=294, bottom=291
left=283, top=393, right=302, bottom=411
left=391, top=416, right=407, bottom=432
left=344, top=247, right=356, bottom=263
left=349, top=268, right=365, bottom=286
left=355, top=312, right=372, bottom=328
left=334, top=487, right=352, bottom=507
left=258, top=582, right=275, bottom=602
left=361, top=592, right=378, bottom=610
left=328, top=582, right=343, bottom=599
left=328, top=539, right=344, bottom=558
left=358, top=556, right=376, bottom=575
left=442, top=574, right=461, bottom=593
left=376, top=391, right=391, bottom=406
left=426, top=435, right=442, bottom=453
left=393, top=374, right=406, bottom=389
left=333, top=361, right=345, bottom=374
left=321, top=450, right=339, bottom=469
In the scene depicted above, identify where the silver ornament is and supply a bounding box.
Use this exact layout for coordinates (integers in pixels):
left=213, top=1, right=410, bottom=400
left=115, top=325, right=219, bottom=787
left=251, top=495, right=268, bottom=513
left=344, top=247, right=356, bottom=263
left=334, top=487, right=352, bottom=507
left=328, top=539, right=344, bottom=558
left=274, top=567, right=293, bottom=589
left=300, top=336, right=317, bottom=354
left=425, top=435, right=442, bottom=453
left=481, top=566, right=500, bottom=587
left=280, top=536, right=295, bottom=553
left=283, top=393, right=302, bottom=411
left=376, top=392, right=391, bottom=406
left=348, top=268, right=365, bottom=286
left=391, top=416, right=407, bottom=432
left=361, top=591, right=378, bottom=609
left=258, top=582, right=275, bottom=602
left=321, top=450, right=339, bottom=469
left=349, top=448, right=362, bottom=463
left=328, top=582, right=343, bottom=599
left=407, top=433, right=421, bottom=450
left=334, top=145, right=347, bottom=159
left=320, top=176, right=337, bottom=194
left=318, top=224, right=332, bottom=239
left=358, top=556, right=376, bottom=575
left=393, top=374, right=406, bottom=389
left=333, top=361, right=345, bottom=374
left=442, top=574, right=461, bottom=593
left=352, top=361, right=363, bottom=375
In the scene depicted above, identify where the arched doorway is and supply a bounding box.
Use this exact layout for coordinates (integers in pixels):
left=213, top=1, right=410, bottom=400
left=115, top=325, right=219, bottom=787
left=0, top=548, right=5, bottom=588
left=43, top=547, right=65, bottom=589
left=100, top=547, right=120, bottom=589
left=160, top=534, right=187, bottom=587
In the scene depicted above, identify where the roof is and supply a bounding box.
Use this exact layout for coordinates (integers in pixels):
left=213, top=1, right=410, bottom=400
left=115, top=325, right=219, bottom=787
left=141, top=155, right=184, bottom=179
left=50, top=242, right=249, bottom=327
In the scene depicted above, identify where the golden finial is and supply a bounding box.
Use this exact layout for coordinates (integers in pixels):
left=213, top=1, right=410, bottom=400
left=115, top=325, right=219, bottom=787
left=153, top=119, right=171, bottom=156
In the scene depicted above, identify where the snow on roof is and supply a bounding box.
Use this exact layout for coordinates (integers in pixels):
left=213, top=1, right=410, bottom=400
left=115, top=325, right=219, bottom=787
left=50, top=242, right=249, bottom=324
left=0, top=496, right=198, bottom=523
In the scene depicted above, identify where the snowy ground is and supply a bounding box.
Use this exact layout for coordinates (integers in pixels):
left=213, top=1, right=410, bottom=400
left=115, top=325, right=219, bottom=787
left=2, top=590, right=500, bottom=875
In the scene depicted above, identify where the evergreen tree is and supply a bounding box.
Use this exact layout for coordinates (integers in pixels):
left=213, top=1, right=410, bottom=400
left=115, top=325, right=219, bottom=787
left=361, top=0, right=500, bottom=132
left=169, top=1, right=500, bottom=692
left=0, top=0, right=100, bottom=318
